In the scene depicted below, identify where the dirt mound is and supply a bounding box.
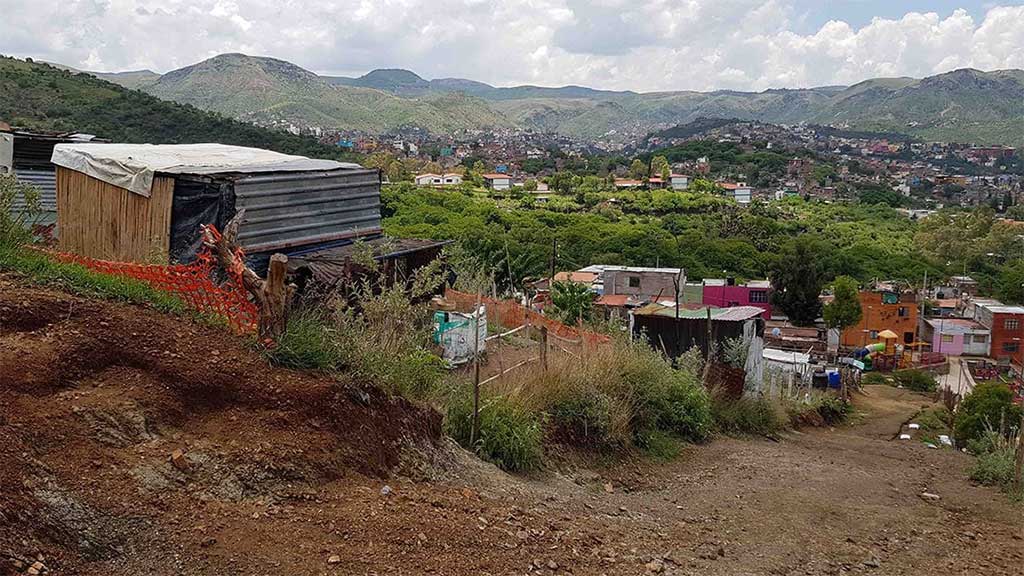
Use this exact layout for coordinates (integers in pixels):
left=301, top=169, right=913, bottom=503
left=0, top=280, right=443, bottom=574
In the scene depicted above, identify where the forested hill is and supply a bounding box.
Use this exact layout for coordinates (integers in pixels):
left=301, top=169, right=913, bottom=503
left=0, top=57, right=357, bottom=161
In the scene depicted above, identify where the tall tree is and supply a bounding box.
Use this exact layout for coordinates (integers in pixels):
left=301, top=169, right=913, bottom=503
left=550, top=281, right=594, bottom=325
left=651, top=155, right=671, bottom=180
left=823, top=276, right=862, bottom=331
left=629, top=159, right=647, bottom=180
left=769, top=236, right=826, bottom=326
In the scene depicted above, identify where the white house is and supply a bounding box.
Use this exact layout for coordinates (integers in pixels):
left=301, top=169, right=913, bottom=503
left=414, top=173, right=442, bottom=186
left=669, top=173, right=689, bottom=190
left=722, top=182, right=752, bottom=204
left=483, top=173, right=512, bottom=190
left=415, top=173, right=463, bottom=187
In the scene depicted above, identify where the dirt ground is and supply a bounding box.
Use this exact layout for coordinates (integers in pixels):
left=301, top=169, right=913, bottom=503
left=1, top=279, right=1021, bottom=575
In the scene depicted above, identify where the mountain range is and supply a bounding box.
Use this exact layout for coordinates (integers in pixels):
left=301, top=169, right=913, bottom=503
left=76, top=54, right=1024, bottom=146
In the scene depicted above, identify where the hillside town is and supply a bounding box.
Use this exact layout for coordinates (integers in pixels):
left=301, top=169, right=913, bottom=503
left=2, top=2, right=1024, bottom=575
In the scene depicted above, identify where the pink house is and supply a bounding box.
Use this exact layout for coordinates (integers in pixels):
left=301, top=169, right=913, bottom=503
left=701, top=279, right=772, bottom=318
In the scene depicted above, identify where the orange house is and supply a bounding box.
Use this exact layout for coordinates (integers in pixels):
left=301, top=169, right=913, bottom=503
left=840, top=291, right=918, bottom=349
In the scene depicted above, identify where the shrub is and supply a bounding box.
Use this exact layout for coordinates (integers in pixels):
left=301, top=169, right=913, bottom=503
left=0, top=174, right=41, bottom=248
left=862, top=372, right=888, bottom=386
left=627, top=347, right=712, bottom=443
left=268, top=310, right=340, bottom=370
left=548, top=391, right=613, bottom=447
left=891, top=369, right=937, bottom=392
left=970, top=448, right=1016, bottom=487
left=446, top=391, right=543, bottom=472
left=785, top=392, right=851, bottom=428
left=954, top=382, right=1023, bottom=446
left=712, top=395, right=785, bottom=436
left=635, top=429, right=681, bottom=461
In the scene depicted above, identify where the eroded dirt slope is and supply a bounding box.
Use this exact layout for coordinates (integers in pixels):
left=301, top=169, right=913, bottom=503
left=1, top=278, right=1021, bottom=576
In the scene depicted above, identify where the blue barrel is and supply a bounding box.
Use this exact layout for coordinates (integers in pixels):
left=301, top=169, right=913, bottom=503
left=827, top=370, right=842, bottom=388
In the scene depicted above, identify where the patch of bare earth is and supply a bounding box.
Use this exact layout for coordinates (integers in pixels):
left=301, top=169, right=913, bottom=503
left=1, top=277, right=1020, bottom=575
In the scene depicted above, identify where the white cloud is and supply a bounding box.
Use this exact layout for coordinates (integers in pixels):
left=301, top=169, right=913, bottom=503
left=0, top=1, right=1021, bottom=92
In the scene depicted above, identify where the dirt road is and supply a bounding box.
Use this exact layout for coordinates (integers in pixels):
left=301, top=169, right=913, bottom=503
left=2, top=280, right=1021, bottom=575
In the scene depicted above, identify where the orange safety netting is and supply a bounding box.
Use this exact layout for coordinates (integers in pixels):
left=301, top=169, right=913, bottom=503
left=42, top=238, right=258, bottom=334
left=445, top=287, right=609, bottom=346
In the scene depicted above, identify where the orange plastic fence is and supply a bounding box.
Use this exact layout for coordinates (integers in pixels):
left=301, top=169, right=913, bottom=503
left=42, top=244, right=258, bottom=334
left=445, top=287, right=609, bottom=346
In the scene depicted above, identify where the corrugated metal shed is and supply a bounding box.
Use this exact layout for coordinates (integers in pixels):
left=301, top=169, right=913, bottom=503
left=233, top=168, right=381, bottom=253
left=11, top=168, right=57, bottom=226
left=633, top=303, right=765, bottom=321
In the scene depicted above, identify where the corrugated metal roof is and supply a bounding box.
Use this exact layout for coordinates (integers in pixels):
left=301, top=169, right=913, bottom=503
left=633, top=303, right=765, bottom=321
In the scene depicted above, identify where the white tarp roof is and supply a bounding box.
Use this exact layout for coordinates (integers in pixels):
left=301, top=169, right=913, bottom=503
left=51, top=143, right=362, bottom=197
left=763, top=348, right=811, bottom=365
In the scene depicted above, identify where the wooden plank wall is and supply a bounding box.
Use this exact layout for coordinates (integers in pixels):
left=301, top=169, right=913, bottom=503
left=56, top=167, right=174, bottom=263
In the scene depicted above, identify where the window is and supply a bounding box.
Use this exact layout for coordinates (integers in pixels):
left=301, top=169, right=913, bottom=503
left=1003, top=342, right=1019, bottom=353
left=941, top=335, right=955, bottom=343
left=1005, top=319, right=1020, bottom=331
left=898, top=307, right=908, bottom=317
left=904, top=332, right=914, bottom=344
left=627, top=276, right=640, bottom=288
left=749, top=290, right=768, bottom=303
left=869, top=330, right=879, bottom=339
left=973, top=334, right=988, bottom=344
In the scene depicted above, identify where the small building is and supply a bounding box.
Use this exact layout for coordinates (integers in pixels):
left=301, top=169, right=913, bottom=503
left=532, top=182, right=551, bottom=201
left=701, top=279, right=771, bottom=318
left=442, top=173, right=463, bottom=186
left=972, top=301, right=1024, bottom=364
left=613, top=178, right=643, bottom=189
left=482, top=173, right=512, bottom=190
left=50, top=143, right=379, bottom=264
left=577, top=265, right=683, bottom=301
left=414, top=173, right=442, bottom=186
left=840, top=289, right=918, bottom=349
left=1, top=127, right=104, bottom=229
left=721, top=182, right=752, bottom=204
left=669, top=174, right=689, bottom=190
left=647, top=177, right=666, bottom=189
left=631, top=303, right=765, bottom=385
left=920, top=318, right=990, bottom=357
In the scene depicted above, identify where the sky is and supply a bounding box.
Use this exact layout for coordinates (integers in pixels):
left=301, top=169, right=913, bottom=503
left=1, top=1, right=1022, bottom=92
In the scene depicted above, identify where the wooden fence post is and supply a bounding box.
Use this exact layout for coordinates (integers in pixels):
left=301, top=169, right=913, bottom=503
left=471, top=295, right=482, bottom=446
left=540, top=326, right=548, bottom=372
left=1015, top=411, right=1024, bottom=492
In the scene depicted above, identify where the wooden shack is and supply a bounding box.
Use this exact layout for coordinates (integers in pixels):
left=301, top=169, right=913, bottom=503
left=51, top=143, right=380, bottom=264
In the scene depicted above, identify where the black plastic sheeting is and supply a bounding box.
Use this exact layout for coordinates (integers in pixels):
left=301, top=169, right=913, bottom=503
left=168, top=177, right=236, bottom=263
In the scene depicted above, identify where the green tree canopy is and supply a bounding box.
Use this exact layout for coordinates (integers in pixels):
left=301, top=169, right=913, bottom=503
left=550, top=281, right=594, bottom=325
left=823, top=276, right=862, bottom=330
left=769, top=236, right=827, bottom=326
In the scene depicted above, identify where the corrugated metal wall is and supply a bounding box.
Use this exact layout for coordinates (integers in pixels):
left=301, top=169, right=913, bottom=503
left=10, top=167, right=58, bottom=227
left=233, top=168, right=381, bottom=253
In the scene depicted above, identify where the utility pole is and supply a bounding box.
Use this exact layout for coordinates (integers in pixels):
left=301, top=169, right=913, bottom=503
left=549, top=238, right=557, bottom=285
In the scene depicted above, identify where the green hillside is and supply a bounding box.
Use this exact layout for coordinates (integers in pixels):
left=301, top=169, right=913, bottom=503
left=0, top=56, right=359, bottom=160
left=86, top=53, right=1024, bottom=146
left=145, top=54, right=511, bottom=135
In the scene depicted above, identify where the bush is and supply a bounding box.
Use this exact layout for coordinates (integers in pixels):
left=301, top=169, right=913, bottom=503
left=0, top=174, right=41, bottom=248
left=954, top=382, right=1023, bottom=446
left=446, top=391, right=543, bottom=472
left=891, top=369, right=937, bottom=392
left=970, top=448, right=1016, bottom=487
left=712, top=396, right=785, bottom=436
left=862, top=372, right=888, bottom=386
left=635, top=429, right=681, bottom=461
left=548, top=391, right=613, bottom=447
left=785, top=392, right=851, bottom=428
left=627, top=347, right=712, bottom=443
left=269, top=310, right=340, bottom=370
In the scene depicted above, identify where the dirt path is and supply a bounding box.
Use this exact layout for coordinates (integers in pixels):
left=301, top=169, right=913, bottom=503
left=1, top=279, right=1021, bottom=575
